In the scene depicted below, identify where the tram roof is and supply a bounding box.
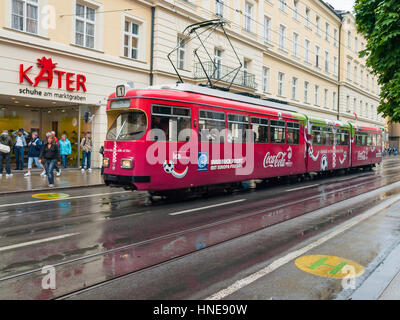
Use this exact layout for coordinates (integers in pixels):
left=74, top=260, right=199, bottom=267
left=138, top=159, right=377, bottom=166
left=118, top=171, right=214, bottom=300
left=108, top=83, right=306, bottom=120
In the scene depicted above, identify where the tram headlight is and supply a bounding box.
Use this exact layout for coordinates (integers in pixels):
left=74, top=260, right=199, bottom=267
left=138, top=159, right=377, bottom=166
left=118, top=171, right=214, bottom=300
left=121, top=158, right=133, bottom=169
left=103, top=157, right=110, bottom=168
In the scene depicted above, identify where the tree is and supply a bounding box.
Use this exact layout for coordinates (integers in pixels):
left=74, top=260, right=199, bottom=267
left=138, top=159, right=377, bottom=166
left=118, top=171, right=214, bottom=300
left=354, top=0, right=400, bottom=122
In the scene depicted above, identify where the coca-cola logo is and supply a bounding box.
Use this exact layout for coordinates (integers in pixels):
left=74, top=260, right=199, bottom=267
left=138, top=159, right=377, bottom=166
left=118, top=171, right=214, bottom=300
left=263, top=147, right=293, bottom=168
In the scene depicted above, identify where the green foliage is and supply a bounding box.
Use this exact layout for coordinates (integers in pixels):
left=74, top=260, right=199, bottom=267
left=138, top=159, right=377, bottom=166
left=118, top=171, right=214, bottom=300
left=354, top=0, right=400, bottom=122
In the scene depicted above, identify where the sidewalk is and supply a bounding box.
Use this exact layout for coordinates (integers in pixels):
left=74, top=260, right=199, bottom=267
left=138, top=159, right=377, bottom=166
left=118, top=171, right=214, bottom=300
left=0, top=168, right=104, bottom=195
left=350, top=225, right=400, bottom=300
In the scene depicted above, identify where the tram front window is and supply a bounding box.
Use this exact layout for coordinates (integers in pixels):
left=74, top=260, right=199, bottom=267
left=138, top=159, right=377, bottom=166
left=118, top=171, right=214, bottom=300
left=106, top=111, right=147, bottom=141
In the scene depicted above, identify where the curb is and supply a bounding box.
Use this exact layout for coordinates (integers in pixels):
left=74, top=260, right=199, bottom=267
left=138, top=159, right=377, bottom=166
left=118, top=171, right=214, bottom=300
left=0, top=183, right=105, bottom=196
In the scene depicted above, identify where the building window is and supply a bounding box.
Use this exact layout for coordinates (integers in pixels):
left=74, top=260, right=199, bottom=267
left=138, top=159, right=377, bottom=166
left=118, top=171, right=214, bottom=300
left=123, top=20, right=139, bottom=60
left=177, top=36, right=185, bottom=70
left=333, top=56, right=338, bottom=75
left=264, top=16, right=271, bottom=43
left=332, top=92, right=336, bottom=110
left=262, top=67, right=269, bottom=92
left=366, top=103, right=369, bottom=118
left=280, top=0, right=286, bottom=13
left=12, top=0, right=38, bottom=34
left=315, top=45, right=320, bottom=68
left=346, top=95, right=350, bottom=112
left=305, top=39, right=310, bottom=63
left=244, top=2, right=252, bottom=32
left=366, top=74, right=369, bottom=91
left=214, top=48, right=222, bottom=79
left=324, top=88, right=328, bottom=107
left=324, top=51, right=329, bottom=73
left=360, top=68, right=364, bottom=87
left=316, top=16, right=320, bottom=35
left=243, top=59, right=249, bottom=86
left=279, top=25, right=286, bottom=50
left=293, top=0, right=299, bottom=20
left=333, top=29, right=338, bottom=46
left=347, top=31, right=351, bottom=49
left=292, top=77, right=297, bottom=100
left=355, top=36, right=358, bottom=52
left=314, top=85, right=319, bottom=106
left=354, top=65, right=358, bottom=83
left=75, top=3, right=95, bottom=48
left=304, top=81, right=309, bottom=103
left=325, top=23, right=329, bottom=41
left=215, top=0, right=224, bottom=17
left=292, top=33, right=298, bottom=57
left=347, top=61, right=351, bottom=80
left=278, top=72, right=284, bottom=96
left=305, top=7, right=311, bottom=29
left=360, top=100, right=363, bottom=116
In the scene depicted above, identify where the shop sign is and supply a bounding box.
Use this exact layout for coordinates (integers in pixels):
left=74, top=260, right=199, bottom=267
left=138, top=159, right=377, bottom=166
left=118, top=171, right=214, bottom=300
left=19, top=57, right=87, bottom=92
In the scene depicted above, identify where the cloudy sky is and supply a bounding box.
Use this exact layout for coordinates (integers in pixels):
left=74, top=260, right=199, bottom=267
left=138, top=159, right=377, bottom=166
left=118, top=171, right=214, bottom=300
left=326, top=0, right=356, bottom=13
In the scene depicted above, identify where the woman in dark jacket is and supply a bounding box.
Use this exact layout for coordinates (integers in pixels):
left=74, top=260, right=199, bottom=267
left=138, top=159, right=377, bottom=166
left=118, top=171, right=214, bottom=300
left=39, top=136, right=61, bottom=187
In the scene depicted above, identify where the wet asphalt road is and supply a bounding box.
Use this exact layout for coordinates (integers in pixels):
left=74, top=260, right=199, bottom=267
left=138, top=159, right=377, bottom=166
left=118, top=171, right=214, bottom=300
left=0, top=158, right=400, bottom=299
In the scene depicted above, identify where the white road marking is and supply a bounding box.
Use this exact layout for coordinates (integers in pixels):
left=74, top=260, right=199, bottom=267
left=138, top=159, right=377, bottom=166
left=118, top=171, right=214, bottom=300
left=206, top=193, right=400, bottom=300
left=286, top=184, right=319, bottom=192
left=169, top=199, right=246, bottom=216
left=0, top=233, right=79, bottom=252
left=0, top=191, right=131, bottom=209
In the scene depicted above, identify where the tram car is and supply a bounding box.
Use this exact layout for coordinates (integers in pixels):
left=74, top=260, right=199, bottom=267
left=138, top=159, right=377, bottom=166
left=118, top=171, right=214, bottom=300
left=102, top=84, right=382, bottom=193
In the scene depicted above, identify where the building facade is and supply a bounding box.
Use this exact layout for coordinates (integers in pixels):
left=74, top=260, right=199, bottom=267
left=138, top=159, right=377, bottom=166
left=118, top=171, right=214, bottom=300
left=335, top=11, right=383, bottom=129
left=0, top=0, right=385, bottom=168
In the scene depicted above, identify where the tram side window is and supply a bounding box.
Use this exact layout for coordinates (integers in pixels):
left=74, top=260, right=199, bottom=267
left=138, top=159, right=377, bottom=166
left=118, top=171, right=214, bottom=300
left=251, top=117, right=269, bottom=143
left=324, top=127, right=334, bottom=146
left=367, top=133, right=373, bottom=146
left=377, top=134, right=382, bottom=146
left=228, top=114, right=249, bottom=143
left=356, top=133, right=368, bottom=146
left=270, top=120, right=286, bottom=144
left=335, top=129, right=350, bottom=146
left=151, top=105, right=191, bottom=142
left=312, top=125, right=323, bottom=145
left=199, top=110, right=226, bottom=143
left=372, top=133, right=377, bottom=146
left=287, top=122, right=300, bottom=144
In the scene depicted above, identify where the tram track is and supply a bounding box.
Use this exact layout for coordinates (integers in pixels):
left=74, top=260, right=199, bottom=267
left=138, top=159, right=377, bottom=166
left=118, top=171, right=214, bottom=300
left=0, top=162, right=400, bottom=299
left=0, top=167, right=395, bottom=238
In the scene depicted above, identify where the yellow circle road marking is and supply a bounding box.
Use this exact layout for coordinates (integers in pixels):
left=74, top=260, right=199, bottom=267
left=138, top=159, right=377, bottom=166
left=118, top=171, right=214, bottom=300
left=32, top=193, right=70, bottom=200
left=295, top=255, right=365, bottom=279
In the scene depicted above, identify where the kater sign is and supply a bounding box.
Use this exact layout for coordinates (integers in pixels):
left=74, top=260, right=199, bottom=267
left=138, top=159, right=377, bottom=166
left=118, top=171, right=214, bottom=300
left=19, top=56, right=87, bottom=92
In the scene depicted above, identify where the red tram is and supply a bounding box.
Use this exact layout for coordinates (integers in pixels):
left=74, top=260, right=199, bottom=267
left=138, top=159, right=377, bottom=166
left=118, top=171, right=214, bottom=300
left=102, top=84, right=382, bottom=193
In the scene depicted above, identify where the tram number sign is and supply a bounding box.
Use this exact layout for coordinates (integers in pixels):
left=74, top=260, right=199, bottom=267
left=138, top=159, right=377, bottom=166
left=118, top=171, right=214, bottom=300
left=116, top=85, right=126, bottom=97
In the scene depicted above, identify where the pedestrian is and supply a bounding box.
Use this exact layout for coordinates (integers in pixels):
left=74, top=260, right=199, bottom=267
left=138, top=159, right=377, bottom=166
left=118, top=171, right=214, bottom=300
left=12, top=128, right=28, bottom=170
left=51, top=131, right=61, bottom=176
left=39, top=136, right=61, bottom=188
left=99, top=145, right=104, bottom=175
left=59, top=134, right=72, bottom=168
left=24, top=131, right=46, bottom=177
left=0, top=130, right=13, bottom=178
left=80, top=131, right=93, bottom=172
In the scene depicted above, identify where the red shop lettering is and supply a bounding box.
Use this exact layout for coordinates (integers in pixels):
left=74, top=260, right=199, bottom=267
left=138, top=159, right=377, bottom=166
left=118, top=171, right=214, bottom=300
left=19, top=57, right=87, bottom=92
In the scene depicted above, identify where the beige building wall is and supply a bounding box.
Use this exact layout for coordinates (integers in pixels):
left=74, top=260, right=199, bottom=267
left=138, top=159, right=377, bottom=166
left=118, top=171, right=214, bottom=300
left=338, top=12, right=383, bottom=128
left=0, top=0, right=387, bottom=167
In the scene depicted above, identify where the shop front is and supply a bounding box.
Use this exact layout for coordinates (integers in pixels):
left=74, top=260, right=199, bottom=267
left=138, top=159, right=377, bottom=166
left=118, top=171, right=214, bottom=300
left=0, top=35, right=152, bottom=170
left=0, top=101, right=96, bottom=168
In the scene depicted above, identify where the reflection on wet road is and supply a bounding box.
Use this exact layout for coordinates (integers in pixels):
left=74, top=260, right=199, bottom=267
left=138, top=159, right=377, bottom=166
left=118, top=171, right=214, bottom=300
left=0, top=159, right=400, bottom=299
